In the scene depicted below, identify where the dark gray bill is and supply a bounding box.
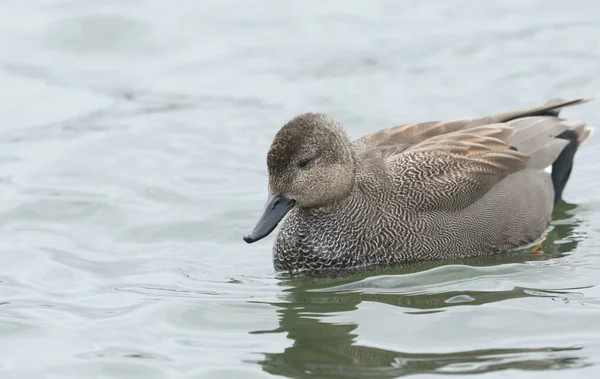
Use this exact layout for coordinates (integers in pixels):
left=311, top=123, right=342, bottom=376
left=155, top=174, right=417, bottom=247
left=243, top=193, right=295, bottom=243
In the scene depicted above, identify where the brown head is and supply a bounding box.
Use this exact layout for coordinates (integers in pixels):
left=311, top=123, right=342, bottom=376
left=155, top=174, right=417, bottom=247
left=243, top=112, right=356, bottom=243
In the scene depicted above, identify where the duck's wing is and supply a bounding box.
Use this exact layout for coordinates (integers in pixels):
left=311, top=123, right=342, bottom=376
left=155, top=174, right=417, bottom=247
left=354, top=98, right=591, bottom=157
left=373, top=101, right=592, bottom=213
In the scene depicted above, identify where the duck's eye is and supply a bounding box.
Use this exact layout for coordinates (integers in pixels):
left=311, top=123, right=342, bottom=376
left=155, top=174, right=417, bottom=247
left=298, top=158, right=311, bottom=168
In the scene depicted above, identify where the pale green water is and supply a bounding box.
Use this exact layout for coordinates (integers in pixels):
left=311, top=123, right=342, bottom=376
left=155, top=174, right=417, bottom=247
left=1, top=1, right=600, bottom=378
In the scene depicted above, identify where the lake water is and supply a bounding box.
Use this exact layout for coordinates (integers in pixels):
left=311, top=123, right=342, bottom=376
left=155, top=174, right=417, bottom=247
left=0, top=1, right=599, bottom=378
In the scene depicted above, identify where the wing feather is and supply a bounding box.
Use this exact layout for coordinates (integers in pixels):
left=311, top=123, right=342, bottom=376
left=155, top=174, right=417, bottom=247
left=355, top=98, right=592, bottom=212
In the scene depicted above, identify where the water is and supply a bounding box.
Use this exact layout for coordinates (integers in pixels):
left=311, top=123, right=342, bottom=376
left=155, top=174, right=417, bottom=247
left=0, top=0, right=599, bottom=378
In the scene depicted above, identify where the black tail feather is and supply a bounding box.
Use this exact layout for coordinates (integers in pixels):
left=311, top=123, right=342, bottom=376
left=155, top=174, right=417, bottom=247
left=552, top=130, right=579, bottom=204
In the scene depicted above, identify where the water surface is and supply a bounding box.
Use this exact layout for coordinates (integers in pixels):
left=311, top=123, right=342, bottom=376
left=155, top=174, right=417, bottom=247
left=1, top=1, right=600, bottom=378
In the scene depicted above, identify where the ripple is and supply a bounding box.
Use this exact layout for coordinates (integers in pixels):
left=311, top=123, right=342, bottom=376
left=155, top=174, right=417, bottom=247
left=44, top=13, right=158, bottom=54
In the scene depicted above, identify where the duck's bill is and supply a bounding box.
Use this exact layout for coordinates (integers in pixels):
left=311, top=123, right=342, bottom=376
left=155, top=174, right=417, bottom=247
left=243, top=193, right=295, bottom=243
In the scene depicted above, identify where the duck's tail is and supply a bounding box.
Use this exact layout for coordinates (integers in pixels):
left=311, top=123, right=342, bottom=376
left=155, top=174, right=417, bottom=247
left=537, top=98, right=593, bottom=204
left=552, top=123, right=593, bottom=204
left=502, top=98, right=592, bottom=204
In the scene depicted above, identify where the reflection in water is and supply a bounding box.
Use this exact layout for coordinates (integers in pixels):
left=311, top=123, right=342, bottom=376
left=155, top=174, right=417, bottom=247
left=251, top=203, right=589, bottom=377
left=547, top=201, right=581, bottom=254
left=260, top=345, right=584, bottom=378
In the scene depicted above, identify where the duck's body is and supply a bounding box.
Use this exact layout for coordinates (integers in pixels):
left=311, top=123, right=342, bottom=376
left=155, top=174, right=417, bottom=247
left=244, top=99, right=593, bottom=273
left=274, top=169, right=553, bottom=272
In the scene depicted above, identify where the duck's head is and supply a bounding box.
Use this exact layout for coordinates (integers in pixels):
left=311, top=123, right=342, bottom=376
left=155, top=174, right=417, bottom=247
left=243, top=112, right=356, bottom=243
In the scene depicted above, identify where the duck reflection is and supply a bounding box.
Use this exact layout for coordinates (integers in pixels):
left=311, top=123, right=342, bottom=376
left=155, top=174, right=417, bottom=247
left=252, top=203, right=588, bottom=378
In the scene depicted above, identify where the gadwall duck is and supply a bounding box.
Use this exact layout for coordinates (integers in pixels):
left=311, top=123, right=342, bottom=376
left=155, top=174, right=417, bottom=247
left=244, top=98, right=593, bottom=273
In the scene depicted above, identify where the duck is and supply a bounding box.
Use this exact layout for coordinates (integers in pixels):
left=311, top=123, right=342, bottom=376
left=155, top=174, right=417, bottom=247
left=243, top=98, right=593, bottom=273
